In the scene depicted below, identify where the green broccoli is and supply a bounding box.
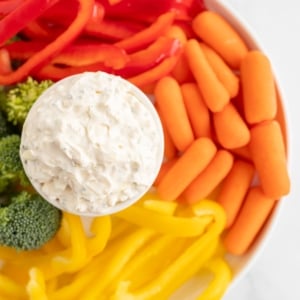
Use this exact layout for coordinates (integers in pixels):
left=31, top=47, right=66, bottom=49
left=0, top=191, right=62, bottom=250
left=0, top=77, right=53, bottom=127
left=0, top=134, right=30, bottom=193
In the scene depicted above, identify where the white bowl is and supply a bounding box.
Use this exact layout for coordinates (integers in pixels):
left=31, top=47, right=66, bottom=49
left=170, top=0, right=289, bottom=298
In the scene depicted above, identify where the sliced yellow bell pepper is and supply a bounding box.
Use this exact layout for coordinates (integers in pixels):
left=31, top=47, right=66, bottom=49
left=26, top=268, right=48, bottom=300
left=197, top=258, right=232, bottom=300
left=116, top=204, right=212, bottom=237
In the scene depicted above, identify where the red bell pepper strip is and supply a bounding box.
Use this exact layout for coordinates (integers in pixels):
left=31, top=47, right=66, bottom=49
left=115, top=11, right=176, bottom=53
left=35, top=62, right=112, bottom=81
left=0, top=0, right=95, bottom=85
left=39, top=0, right=79, bottom=23
left=128, top=49, right=182, bottom=88
left=99, top=0, right=175, bottom=22
left=116, top=37, right=181, bottom=77
left=52, top=44, right=129, bottom=69
left=0, top=0, right=23, bottom=16
left=22, top=20, right=52, bottom=40
left=85, top=18, right=145, bottom=41
left=5, top=40, right=129, bottom=69
left=0, top=0, right=60, bottom=46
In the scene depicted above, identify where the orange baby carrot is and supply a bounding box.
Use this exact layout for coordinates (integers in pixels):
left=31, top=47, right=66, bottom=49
left=192, top=11, right=248, bottom=69
left=156, top=137, right=217, bottom=201
left=199, top=42, right=239, bottom=98
left=153, top=158, right=177, bottom=187
left=223, top=186, right=275, bottom=255
left=183, top=150, right=234, bottom=204
left=213, top=102, right=250, bottom=149
left=184, top=39, right=230, bottom=112
left=181, top=82, right=211, bottom=138
left=240, top=50, right=277, bottom=124
left=156, top=105, right=177, bottom=160
left=229, top=145, right=252, bottom=161
left=171, top=54, right=194, bottom=84
left=217, top=159, right=255, bottom=227
left=249, top=120, right=290, bottom=198
left=154, top=76, right=194, bottom=152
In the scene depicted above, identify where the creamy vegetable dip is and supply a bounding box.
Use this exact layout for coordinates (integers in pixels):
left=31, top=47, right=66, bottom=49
left=20, top=72, right=164, bottom=216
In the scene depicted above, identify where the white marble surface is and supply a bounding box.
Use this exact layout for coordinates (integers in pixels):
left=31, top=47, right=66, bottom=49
left=221, top=0, right=300, bottom=299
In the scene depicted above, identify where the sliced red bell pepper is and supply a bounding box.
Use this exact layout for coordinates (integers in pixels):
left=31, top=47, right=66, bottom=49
left=0, top=0, right=23, bottom=17
left=85, top=18, right=145, bottom=41
left=52, top=44, right=129, bottom=69
left=116, top=37, right=181, bottom=77
left=0, top=0, right=60, bottom=46
left=35, top=62, right=112, bottom=81
left=0, top=0, right=95, bottom=85
left=128, top=48, right=182, bottom=88
left=99, top=0, right=175, bottom=22
left=115, top=11, right=176, bottom=53
left=5, top=40, right=129, bottom=69
left=21, top=20, right=53, bottom=40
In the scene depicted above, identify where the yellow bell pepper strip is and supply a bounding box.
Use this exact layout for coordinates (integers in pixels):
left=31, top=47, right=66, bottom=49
left=0, top=272, right=26, bottom=299
left=0, top=0, right=95, bottom=85
left=197, top=258, right=232, bottom=300
left=116, top=204, right=212, bottom=237
left=109, top=217, right=134, bottom=241
left=110, top=200, right=226, bottom=299
left=56, top=215, right=71, bottom=248
left=108, top=235, right=177, bottom=292
left=138, top=191, right=178, bottom=215
left=41, top=234, right=64, bottom=254
left=112, top=239, right=218, bottom=300
left=50, top=213, right=87, bottom=277
left=48, top=242, right=116, bottom=300
left=26, top=268, right=48, bottom=300
left=86, top=215, right=111, bottom=256
left=78, top=228, right=155, bottom=299
left=192, top=199, right=227, bottom=232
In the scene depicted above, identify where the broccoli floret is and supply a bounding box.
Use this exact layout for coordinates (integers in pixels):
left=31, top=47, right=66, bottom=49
left=1, top=77, right=53, bottom=126
left=0, top=134, right=29, bottom=192
left=0, top=191, right=62, bottom=250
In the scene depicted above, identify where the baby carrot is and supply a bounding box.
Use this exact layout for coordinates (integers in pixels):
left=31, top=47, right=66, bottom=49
left=192, top=11, right=248, bottom=69
left=155, top=76, right=194, bottom=152
left=171, top=54, right=194, bottom=84
left=229, top=145, right=252, bottom=161
left=240, top=50, right=277, bottom=124
left=183, top=150, right=234, bottom=204
left=217, top=160, right=255, bottom=227
left=153, top=158, right=177, bottom=187
left=156, top=105, right=177, bottom=160
left=213, top=102, right=250, bottom=149
left=181, top=82, right=211, bottom=138
left=199, top=42, right=239, bottom=98
left=156, top=138, right=217, bottom=201
left=249, top=120, right=290, bottom=198
left=184, top=39, right=230, bottom=112
left=223, top=186, right=275, bottom=255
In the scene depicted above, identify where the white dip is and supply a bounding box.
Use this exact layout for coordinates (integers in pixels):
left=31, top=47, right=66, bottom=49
left=20, top=72, right=164, bottom=216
